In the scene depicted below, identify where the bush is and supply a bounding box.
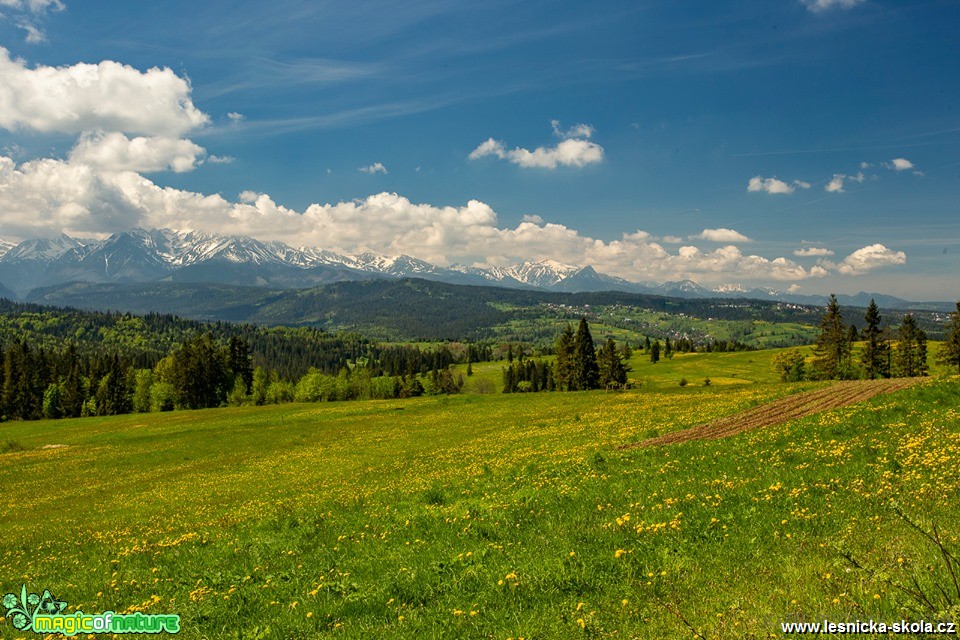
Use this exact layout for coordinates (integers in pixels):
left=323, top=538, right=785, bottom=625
left=266, top=380, right=295, bottom=405
left=149, top=382, right=176, bottom=412
left=772, top=350, right=807, bottom=382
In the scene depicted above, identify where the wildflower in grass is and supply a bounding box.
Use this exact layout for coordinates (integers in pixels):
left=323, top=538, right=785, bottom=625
left=614, top=549, right=626, bottom=558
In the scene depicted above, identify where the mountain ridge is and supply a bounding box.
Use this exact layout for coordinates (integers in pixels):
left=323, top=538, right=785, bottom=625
left=0, top=228, right=952, bottom=311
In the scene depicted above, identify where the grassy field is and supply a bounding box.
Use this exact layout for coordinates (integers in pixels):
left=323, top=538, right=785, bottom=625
left=454, top=342, right=952, bottom=393
left=2, top=367, right=959, bottom=638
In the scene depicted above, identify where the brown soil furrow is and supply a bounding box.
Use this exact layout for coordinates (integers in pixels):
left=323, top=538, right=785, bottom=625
left=631, top=378, right=921, bottom=448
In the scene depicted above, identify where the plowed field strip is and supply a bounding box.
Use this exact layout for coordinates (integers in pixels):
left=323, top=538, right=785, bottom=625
left=627, top=378, right=920, bottom=449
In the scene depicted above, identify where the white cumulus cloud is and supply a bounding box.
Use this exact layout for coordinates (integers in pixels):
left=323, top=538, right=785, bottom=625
left=359, top=162, right=388, bottom=174
left=0, top=47, right=209, bottom=136
left=793, top=247, right=835, bottom=257
left=887, top=157, right=914, bottom=171
left=835, top=244, right=907, bottom=275
left=825, top=171, right=865, bottom=193
left=551, top=119, right=594, bottom=139
left=747, top=176, right=809, bottom=195
left=68, top=131, right=206, bottom=173
left=469, top=121, right=604, bottom=169
left=692, top=228, right=751, bottom=243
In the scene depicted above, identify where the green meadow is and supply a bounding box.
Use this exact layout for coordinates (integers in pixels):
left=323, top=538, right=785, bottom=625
left=2, top=354, right=959, bottom=637
left=456, top=342, right=952, bottom=394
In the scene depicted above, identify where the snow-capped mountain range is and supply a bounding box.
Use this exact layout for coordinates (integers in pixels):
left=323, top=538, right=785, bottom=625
left=0, top=228, right=942, bottom=309
left=0, top=227, right=648, bottom=295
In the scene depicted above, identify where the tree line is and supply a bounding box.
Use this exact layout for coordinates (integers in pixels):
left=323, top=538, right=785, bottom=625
left=773, top=296, right=960, bottom=381
left=502, top=318, right=630, bottom=393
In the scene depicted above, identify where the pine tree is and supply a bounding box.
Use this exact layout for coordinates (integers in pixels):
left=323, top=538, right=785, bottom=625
left=572, top=317, right=599, bottom=390
left=894, top=314, right=928, bottom=377
left=650, top=340, right=661, bottom=364
left=812, top=294, right=852, bottom=380
left=554, top=324, right=575, bottom=391
left=859, top=299, right=890, bottom=379
left=227, top=336, right=254, bottom=394
left=937, top=301, right=960, bottom=375
left=173, top=333, right=229, bottom=409
left=598, top=338, right=628, bottom=390
left=61, top=345, right=86, bottom=418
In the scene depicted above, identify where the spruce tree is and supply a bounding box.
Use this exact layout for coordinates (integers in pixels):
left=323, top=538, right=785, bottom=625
left=598, top=338, right=628, bottom=389
left=812, top=294, right=852, bottom=380
left=572, top=317, right=599, bottom=390
left=894, top=314, right=928, bottom=377
left=937, top=301, right=960, bottom=375
left=227, top=336, right=254, bottom=394
left=650, top=340, right=661, bottom=364
left=61, top=345, right=86, bottom=418
left=554, top=324, right=575, bottom=391
left=859, top=299, right=890, bottom=379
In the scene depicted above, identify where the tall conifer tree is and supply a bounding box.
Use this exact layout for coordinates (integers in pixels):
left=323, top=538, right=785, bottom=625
left=572, top=317, right=599, bottom=390
left=812, top=294, right=852, bottom=380
left=894, top=314, right=928, bottom=377
left=554, top=324, right=575, bottom=391
left=859, top=299, right=890, bottom=379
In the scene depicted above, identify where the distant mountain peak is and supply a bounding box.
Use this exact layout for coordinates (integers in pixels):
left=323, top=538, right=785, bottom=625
left=0, top=233, right=88, bottom=263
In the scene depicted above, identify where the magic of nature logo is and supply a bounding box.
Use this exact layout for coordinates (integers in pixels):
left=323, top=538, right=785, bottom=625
left=2, top=585, right=180, bottom=635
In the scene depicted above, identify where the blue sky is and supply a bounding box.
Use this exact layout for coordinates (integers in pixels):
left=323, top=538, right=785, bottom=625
left=0, top=0, right=958, bottom=298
